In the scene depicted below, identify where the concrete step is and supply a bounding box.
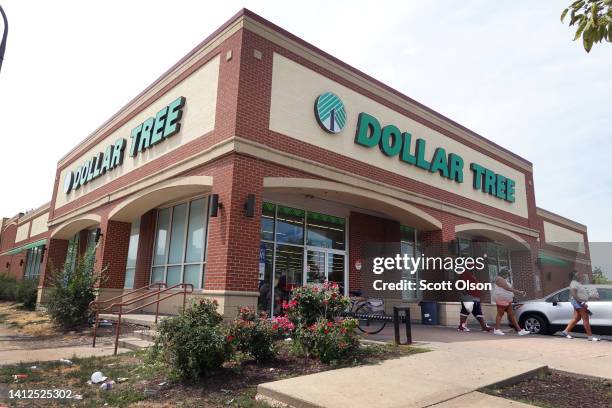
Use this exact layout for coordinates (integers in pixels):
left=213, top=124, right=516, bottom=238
left=133, top=329, right=158, bottom=342
left=117, top=337, right=155, bottom=351
left=98, top=313, right=168, bottom=328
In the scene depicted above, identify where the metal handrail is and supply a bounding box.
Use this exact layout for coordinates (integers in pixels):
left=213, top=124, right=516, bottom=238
left=91, top=282, right=193, bottom=354
left=89, top=282, right=166, bottom=311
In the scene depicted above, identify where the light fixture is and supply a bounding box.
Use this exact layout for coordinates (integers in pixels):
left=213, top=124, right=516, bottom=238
left=244, top=194, right=255, bottom=217
left=209, top=194, right=222, bottom=217
left=94, top=228, right=103, bottom=243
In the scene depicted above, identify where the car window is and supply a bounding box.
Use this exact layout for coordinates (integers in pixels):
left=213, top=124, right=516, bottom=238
left=547, top=289, right=570, bottom=302
left=593, top=288, right=612, bottom=301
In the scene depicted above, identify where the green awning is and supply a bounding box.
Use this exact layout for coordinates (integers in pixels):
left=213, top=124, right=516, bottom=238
left=0, top=239, right=46, bottom=256
left=538, top=251, right=570, bottom=267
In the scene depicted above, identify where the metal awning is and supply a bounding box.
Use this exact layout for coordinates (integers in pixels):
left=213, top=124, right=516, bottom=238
left=538, top=251, right=570, bottom=267
left=0, top=238, right=47, bottom=256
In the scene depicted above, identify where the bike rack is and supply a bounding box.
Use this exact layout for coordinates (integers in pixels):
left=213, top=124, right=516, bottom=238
left=342, top=306, right=412, bottom=345
left=90, top=282, right=194, bottom=355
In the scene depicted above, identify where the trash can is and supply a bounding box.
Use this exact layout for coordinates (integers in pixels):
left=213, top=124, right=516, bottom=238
left=419, top=301, right=439, bottom=325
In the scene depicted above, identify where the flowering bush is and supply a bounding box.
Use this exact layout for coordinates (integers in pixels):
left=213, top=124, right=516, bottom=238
left=280, top=282, right=359, bottom=363
left=153, top=299, right=232, bottom=381
left=271, top=314, right=295, bottom=338
left=227, top=306, right=277, bottom=362
left=284, top=282, right=349, bottom=327
left=298, top=318, right=359, bottom=364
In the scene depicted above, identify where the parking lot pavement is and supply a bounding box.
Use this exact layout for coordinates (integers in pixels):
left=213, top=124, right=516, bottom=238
left=368, top=324, right=612, bottom=380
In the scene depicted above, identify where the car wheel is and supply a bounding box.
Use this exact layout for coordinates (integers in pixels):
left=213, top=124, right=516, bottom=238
left=521, top=314, right=549, bottom=335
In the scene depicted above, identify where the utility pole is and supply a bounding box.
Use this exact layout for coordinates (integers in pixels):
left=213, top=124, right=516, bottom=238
left=0, top=5, right=7, bottom=73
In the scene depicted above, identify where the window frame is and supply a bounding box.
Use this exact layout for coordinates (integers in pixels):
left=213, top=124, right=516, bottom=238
left=150, top=195, right=210, bottom=289
left=24, top=245, right=43, bottom=279
left=400, top=225, right=421, bottom=300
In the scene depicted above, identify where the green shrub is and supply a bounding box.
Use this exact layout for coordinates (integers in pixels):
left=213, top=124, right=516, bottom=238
left=0, top=273, right=18, bottom=301
left=47, top=249, right=102, bottom=331
left=152, top=299, right=232, bottom=382
left=16, top=278, right=38, bottom=310
left=228, top=307, right=277, bottom=363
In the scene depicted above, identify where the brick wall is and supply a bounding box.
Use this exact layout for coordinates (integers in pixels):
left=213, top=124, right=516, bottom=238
left=40, top=238, right=69, bottom=287
left=134, top=211, right=156, bottom=289
left=97, top=220, right=131, bottom=289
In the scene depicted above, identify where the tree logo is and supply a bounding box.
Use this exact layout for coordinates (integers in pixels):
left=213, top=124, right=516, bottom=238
left=314, top=92, right=346, bottom=134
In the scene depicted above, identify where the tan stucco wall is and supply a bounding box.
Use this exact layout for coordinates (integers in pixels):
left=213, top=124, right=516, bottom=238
left=269, top=53, right=528, bottom=218
left=15, top=223, right=30, bottom=243
left=55, top=55, right=220, bottom=209
left=30, top=213, right=49, bottom=237
left=543, top=221, right=586, bottom=254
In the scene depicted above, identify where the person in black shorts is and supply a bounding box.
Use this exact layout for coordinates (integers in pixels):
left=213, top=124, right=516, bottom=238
left=458, top=271, right=492, bottom=332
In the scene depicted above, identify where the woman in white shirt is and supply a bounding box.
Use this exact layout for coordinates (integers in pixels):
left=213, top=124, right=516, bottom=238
left=492, top=268, right=530, bottom=336
left=560, top=271, right=600, bottom=341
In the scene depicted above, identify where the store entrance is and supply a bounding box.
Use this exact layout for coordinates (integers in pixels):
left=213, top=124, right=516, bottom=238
left=258, top=202, right=347, bottom=316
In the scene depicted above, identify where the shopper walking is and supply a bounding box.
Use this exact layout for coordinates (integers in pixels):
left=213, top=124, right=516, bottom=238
left=560, top=271, right=600, bottom=341
left=457, top=270, right=492, bottom=332
left=492, top=268, right=530, bottom=336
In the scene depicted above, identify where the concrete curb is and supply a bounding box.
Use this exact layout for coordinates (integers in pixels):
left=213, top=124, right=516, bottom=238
left=479, top=365, right=549, bottom=389
left=257, top=384, right=322, bottom=408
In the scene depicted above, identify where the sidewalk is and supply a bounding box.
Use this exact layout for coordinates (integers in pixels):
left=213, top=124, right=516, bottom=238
left=372, top=324, right=612, bottom=380
left=0, top=326, right=129, bottom=366
left=258, top=348, right=545, bottom=407
left=0, top=345, right=129, bottom=366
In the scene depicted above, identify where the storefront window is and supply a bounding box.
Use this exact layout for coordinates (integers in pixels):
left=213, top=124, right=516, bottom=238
left=485, top=242, right=512, bottom=282
left=65, top=234, right=79, bottom=273
left=124, top=218, right=140, bottom=289
left=276, top=206, right=304, bottom=245
left=259, top=202, right=347, bottom=316
left=400, top=225, right=420, bottom=300
left=24, top=245, right=43, bottom=279
left=151, top=197, right=209, bottom=289
left=306, top=211, right=346, bottom=250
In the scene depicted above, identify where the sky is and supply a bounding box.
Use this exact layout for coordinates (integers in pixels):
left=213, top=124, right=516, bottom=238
left=0, top=1, right=611, bottom=272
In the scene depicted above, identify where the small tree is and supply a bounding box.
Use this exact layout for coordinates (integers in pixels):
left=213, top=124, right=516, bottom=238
left=152, top=299, right=232, bottom=382
left=47, top=248, right=104, bottom=331
left=592, top=266, right=611, bottom=284
left=561, top=0, right=612, bottom=52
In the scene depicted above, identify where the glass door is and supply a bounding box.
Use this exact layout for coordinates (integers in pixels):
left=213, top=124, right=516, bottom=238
left=306, top=249, right=326, bottom=284
left=305, top=248, right=346, bottom=288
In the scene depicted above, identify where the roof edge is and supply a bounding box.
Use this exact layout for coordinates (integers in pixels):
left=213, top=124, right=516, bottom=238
left=537, top=207, right=587, bottom=232
left=55, top=8, right=533, bottom=171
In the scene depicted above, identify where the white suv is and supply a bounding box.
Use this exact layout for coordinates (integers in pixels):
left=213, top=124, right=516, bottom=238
left=514, top=284, right=612, bottom=335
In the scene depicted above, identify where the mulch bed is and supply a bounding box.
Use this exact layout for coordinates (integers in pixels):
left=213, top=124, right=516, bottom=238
left=135, top=344, right=419, bottom=407
left=485, top=370, right=612, bottom=408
